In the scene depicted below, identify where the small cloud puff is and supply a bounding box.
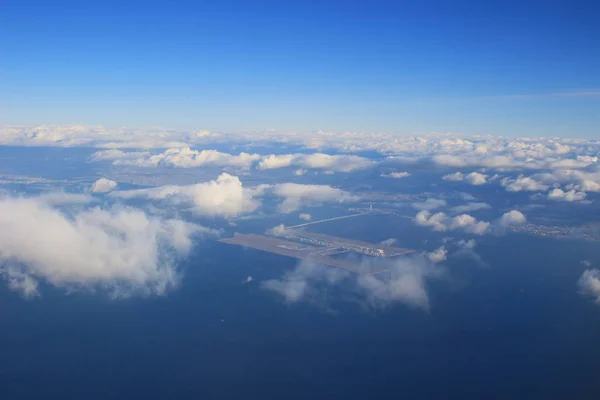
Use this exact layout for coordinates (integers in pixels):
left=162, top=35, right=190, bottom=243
left=578, top=269, right=600, bottom=304
left=90, top=178, right=118, bottom=193
left=381, top=172, right=410, bottom=179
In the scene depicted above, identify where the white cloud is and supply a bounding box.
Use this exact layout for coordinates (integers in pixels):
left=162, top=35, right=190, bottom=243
left=356, top=255, right=445, bottom=311
left=547, top=188, right=587, bottom=202
left=498, top=210, right=527, bottom=227
left=414, top=211, right=490, bottom=235
left=90, top=178, right=118, bottom=193
left=94, top=147, right=261, bottom=170
left=450, top=202, right=491, bottom=213
left=263, top=255, right=443, bottom=311
left=266, top=224, right=288, bottom=236
left=414, top=211, right=449, bottom=232
left=427, top=246, right=448, bottom=263
left=450, top=214, right=490, bottom=235
left=411, top=198, right=447, bottom=211
left=91, top=149, right=151, bottom=161
left=4, top=125, right=600, bottom=176
left=581, top=260, right=592, bottom=267
left=465, top=172, right=487, bottom=185
left=0, top=196, right=211, bottom=298
left=443, top=172, right=465, bottom=181
left=299, top=213, right=312, bottom=221
left=501, top=176, right=549, bottom=192
left=357, top=272, right=430, bottom=310
left=258, top=153, right=374, bottom=172
left=444, top=172, right=487, bottom=185
left=578, top=180, right=600, bottom=192
left=294, top=169, right=307, bottom=176
left=457, top=239, right=477, bottom=250
left=111, top=173, right=260, bottom=218
left=261, top=260, right=348, bottom=304
left=578, top=269, right=600, bottom=304
left=381, top=172, right=410, bottom=179
left=273, top=183, right=359, bottom=213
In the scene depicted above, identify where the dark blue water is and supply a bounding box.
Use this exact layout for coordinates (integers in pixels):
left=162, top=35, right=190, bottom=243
left=1, top=232, right=600, bottom=399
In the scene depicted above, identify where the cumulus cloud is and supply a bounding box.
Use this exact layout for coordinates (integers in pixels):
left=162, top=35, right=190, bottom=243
left=299, top=213, right=312, bottom=221
left=111, top=173, right=260, bottom=218
left=273, top=183, right=359, bottom=213
left=381, top=172, right=410, bottom=179
left=498, top=210, right=527, bottom=227
left=501, top=176, right=550, bottom=192
left=90, top=178, right=118, bottom=193
left=547, top=188, right=587, bottom=202
left=0, top=196, right=211, bottom=298
left=414, top=211, right=490, bottom=235
left=443, top=172, right=487, bottom=185
left=411, top=198, right=447, bottom=211
left=414, top=211, right=449, bottom=232
left=450, top=214, right=491, bottom=235
left=427, top=246, right=448, bottom=263
left=578, top=269, right=600, bottom=304
left=258, top=153, right=374, bottom=172
left=465, top=172, right=487, bottom=185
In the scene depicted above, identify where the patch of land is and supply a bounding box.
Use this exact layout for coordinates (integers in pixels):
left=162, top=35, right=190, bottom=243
left=219, top=231, right=415, bottom=274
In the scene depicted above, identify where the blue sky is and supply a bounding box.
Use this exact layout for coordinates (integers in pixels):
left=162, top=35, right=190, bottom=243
left=1, top=0, right=599, bottom=137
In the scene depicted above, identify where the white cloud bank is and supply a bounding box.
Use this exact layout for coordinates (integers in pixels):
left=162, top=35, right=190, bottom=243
left=0, top=196, right=211, bottom=298
left=92, top=147, right=261, bottom=170
left=258, top=153, right=374, bottom=172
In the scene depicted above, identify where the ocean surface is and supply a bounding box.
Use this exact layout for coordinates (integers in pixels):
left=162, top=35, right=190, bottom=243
left=2, top=229, right=600, bottom=399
